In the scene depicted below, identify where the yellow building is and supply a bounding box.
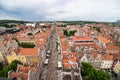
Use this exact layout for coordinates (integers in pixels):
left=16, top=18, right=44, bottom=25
left=7, top=48, right=39, bottom=65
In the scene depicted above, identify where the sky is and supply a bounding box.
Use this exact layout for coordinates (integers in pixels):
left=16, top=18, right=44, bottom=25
left=0, top=0, right=120, bottom=22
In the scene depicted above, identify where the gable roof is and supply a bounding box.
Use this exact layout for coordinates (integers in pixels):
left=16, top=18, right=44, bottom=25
left=9, top=72, right=28, bottom=80
left=102, top=53, right=113, bottom=60
left=97, top=36, right=111, bottom=43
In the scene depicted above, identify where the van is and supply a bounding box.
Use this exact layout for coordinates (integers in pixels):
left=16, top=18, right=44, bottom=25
left=57, top=61, right=62, bottom=69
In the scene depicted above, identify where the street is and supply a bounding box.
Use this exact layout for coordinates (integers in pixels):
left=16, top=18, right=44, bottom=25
left=40, top=26, right=61, bottom=80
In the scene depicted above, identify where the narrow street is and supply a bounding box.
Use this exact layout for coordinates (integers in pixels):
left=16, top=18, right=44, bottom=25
left=46, top=29, right=58, bottom=80
left=40, top=26, right=60, bottom=80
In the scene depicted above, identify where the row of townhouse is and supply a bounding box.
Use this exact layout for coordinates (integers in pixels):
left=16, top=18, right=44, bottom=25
left=8, top=64, right=35, bottom=80
left=69, top=35, right=120, bottom=73
left=0, top=26, right=51, bottom=80
left=76, top=27, right=120, bottom=75
left=56, top=27, right=81, bottom=80
left=79, top=52, right=113, bottom=69
left=57, top=25, right=120, bottom=78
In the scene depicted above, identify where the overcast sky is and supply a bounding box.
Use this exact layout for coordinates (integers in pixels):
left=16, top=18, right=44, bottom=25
left=0, top=0, right=120, bottom=22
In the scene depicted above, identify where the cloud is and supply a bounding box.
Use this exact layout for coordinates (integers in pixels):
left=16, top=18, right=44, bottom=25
left=0, top=13, right=21, bottom=20
left=0, top=0, right=120, bottom=21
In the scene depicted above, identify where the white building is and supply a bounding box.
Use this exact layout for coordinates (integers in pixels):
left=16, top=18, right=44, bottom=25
left=80, top=53, right=88, bottom=63
left=88, top=52, right=102, bottom=69
left=101, top=53, right=113, bottom=69
left=113, top=61, right=120, bottom=74
left=26, top=23, right=36, bottom=27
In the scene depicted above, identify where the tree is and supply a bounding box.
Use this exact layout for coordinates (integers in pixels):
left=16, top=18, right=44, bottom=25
left=3, top=65, right=10, bottom=77
left=0, top=60, right=22, bottom=78
left=87, top=68, right=98, bottom=80
left=9, top=60, right=22, bottom=71
left=93, top=26, right=100, bottom=32
left=27, top=33, right=33, bottom=36
left=20, top=42, right=35, bottom=48
left=96, top=27, right=100, bottom=32
left=81, top=62, right=93, bottom=76
left=58, top=24, right=67, bottom=27
left=63, top=30, right=77, bottom=37
left=81, top=62, right=111, bottom=80
left=69, top=30, right=77, bottom=36
left=63, top=30, right=69, bottom=37
left=0, top=63, right=3, bottom=71
left=97, top=70, right=111, bottom=80
left=42, top=26, right=47, bottom=28
left=0, top=70, right=4, bottom=77
left=88, top=69, right=111, bottom=80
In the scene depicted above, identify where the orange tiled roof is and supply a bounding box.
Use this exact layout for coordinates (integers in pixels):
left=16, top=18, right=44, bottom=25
left=69, top=57, right=76, bottom=62
left=72, top=52, right=77, bottom=56
left=95, top=46, right=101, bottom=49
left=63, top=63, right=70, bottom=69
left=19, top=48, right=38, bottom=56
left=112, top=54, right=120, bottom=60
left=71, top=36, right=94, bottom=41
left=9, top=72, right=28, bottom=80
left=97, top=36, right=111, bottom=43
left=93, top=52, right=98, bottom=58
left=106, top=46, right=119, bottom=50
left=63, top=63, right=78, bottom=69
left=61, top=42, right=69, bottom=51
left=102, top=53, right=113, bottom=60
left=62, top=59, right=69, bottom=63
left=61, top=38, right=67, bottom=42
left=62, top=53, right=68, bottom=59
left=17, top=37, right=32, bottom=41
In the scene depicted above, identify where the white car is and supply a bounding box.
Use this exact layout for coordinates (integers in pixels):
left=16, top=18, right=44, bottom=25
left=44, top=59, right=49, bottom=65
left=57, top=61, right=62, bottom=69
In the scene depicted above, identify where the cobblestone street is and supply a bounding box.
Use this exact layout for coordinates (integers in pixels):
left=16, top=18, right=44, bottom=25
left=40, top=26, right=61, bottom=80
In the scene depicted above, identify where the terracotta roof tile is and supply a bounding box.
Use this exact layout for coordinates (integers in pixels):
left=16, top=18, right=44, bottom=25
left=102, top=53, right=113, bottom=60
left=71, top=36, right=94, bottom=41
left=97, top=36, right=111, bottom=43
left=106, top=46, right=119, bottom=50
left=19, top=48, right=38, bottom=56
left=10, top=72, right=28, bottom=80
left=62, top=59, right=69, bottom=63
left=63, top=63, right=70, bottom=69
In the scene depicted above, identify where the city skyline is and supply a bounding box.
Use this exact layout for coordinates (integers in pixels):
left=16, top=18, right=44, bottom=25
left=0, top=0, right=120, bottom=22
